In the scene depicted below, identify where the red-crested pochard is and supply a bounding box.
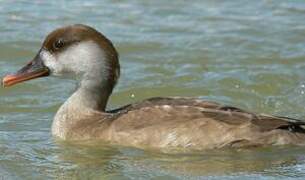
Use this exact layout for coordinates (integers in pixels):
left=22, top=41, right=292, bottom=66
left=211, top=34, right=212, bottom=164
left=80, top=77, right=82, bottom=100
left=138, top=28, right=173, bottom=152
left=2, top=24, right=305, bottom=150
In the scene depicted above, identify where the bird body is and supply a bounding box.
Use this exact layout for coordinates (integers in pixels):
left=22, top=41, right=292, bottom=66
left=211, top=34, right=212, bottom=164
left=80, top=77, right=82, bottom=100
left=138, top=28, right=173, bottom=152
left=3, top=24, right=305, bottom=150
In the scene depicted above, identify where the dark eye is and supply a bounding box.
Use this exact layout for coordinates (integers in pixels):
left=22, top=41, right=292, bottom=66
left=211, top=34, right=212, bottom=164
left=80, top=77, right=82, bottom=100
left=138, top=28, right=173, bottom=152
left=54, top=39, right=64, bottom=49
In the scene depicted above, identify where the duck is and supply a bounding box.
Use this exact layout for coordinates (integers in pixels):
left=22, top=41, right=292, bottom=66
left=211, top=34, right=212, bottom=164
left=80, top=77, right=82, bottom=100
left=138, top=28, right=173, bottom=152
left=2, top=24, right=305, bottom=150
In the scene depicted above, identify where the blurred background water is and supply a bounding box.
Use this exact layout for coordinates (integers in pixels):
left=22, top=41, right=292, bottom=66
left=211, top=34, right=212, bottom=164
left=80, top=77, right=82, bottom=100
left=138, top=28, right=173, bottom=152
left=1, top=0, right=305, bottom=179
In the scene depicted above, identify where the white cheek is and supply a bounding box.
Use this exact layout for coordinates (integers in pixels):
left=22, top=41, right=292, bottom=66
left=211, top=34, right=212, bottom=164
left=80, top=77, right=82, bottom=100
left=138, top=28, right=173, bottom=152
left=57, top=45, right=90, bottom=75
left=40, top=50, right=61, bottom=75
left=40, top=41, right=108, bottom=80
left=57, top=41, right=108, bottom=77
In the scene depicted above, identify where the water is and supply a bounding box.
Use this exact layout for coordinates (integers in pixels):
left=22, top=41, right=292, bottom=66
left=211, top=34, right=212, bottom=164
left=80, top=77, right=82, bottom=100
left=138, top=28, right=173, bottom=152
left=1, top=0, right=305, bottom=179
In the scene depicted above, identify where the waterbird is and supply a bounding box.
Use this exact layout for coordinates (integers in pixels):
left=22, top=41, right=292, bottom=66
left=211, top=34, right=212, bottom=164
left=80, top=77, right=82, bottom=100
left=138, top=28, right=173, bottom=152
left=3, top=24, right=305, bottom=150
